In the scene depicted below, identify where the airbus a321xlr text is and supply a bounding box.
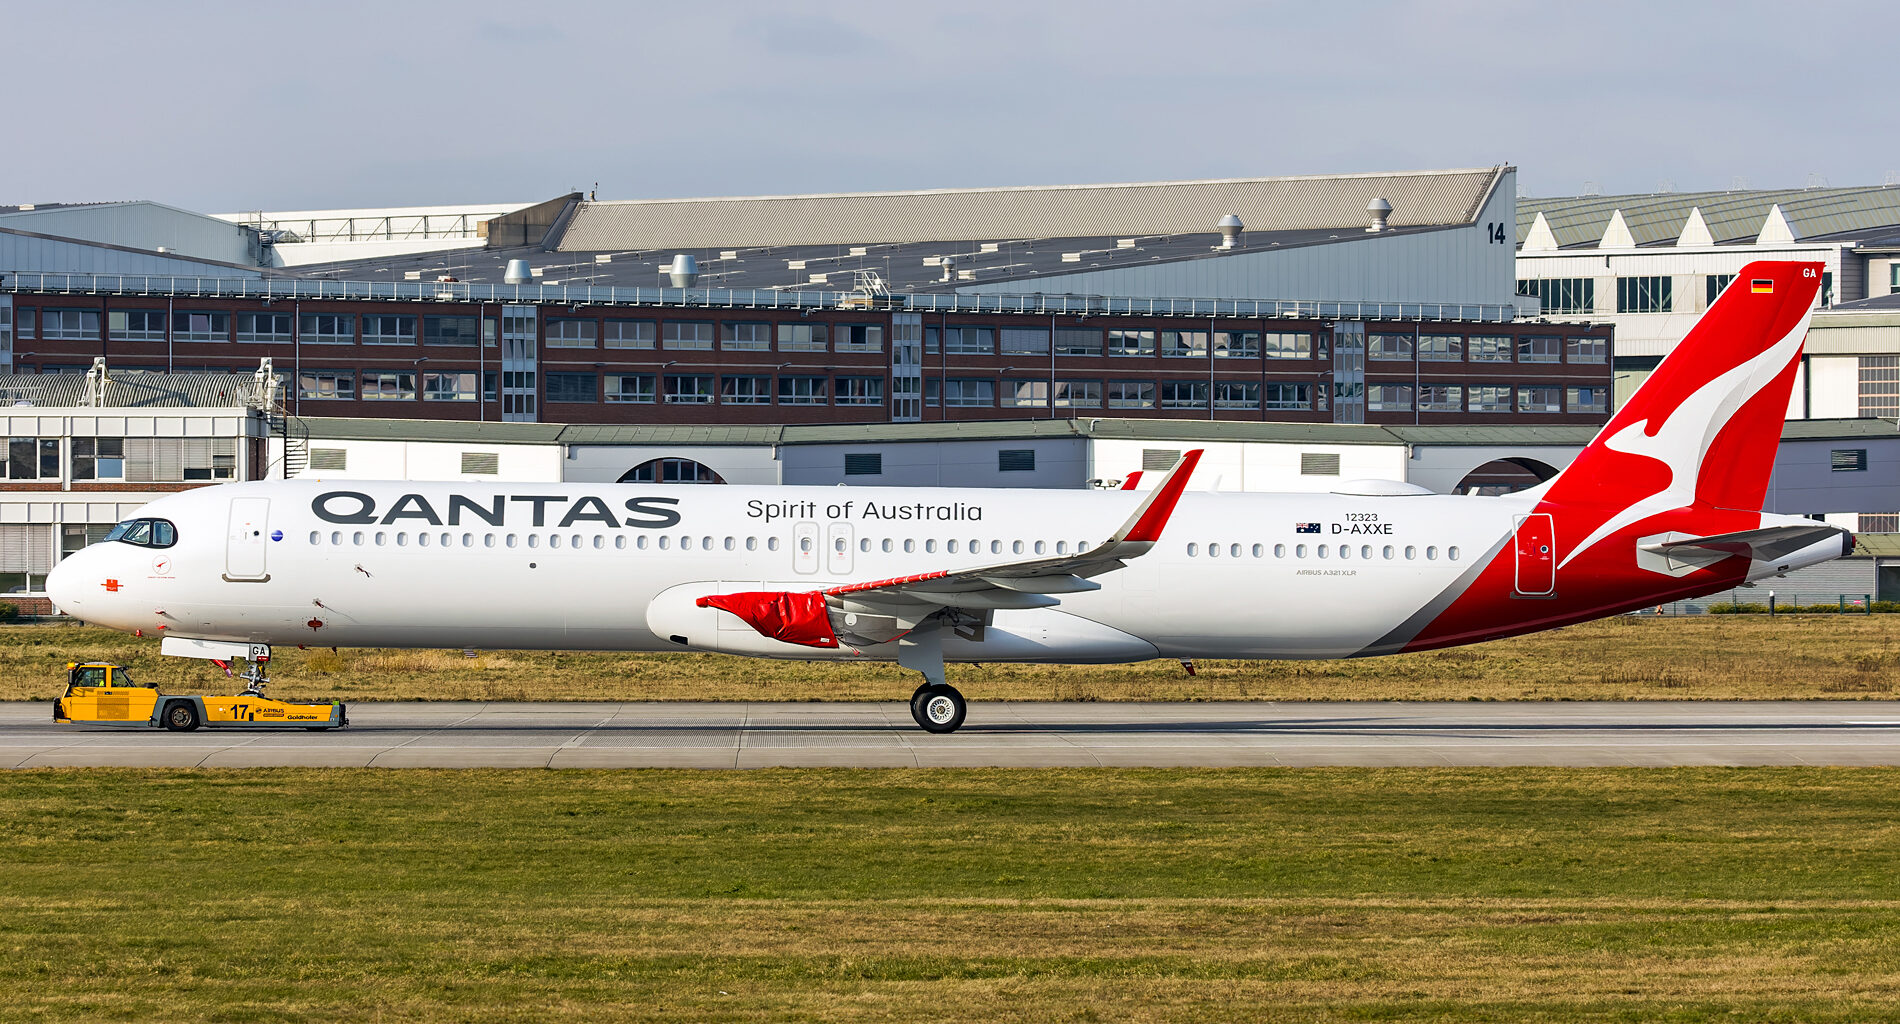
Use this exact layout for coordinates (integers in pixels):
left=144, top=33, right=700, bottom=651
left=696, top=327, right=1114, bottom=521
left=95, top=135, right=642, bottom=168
left=48, top=261, right=1852, bottom=732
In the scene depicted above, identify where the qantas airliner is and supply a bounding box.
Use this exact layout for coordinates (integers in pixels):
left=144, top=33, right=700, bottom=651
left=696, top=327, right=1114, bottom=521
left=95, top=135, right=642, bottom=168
left=47, top=261, right=1852, bottom=732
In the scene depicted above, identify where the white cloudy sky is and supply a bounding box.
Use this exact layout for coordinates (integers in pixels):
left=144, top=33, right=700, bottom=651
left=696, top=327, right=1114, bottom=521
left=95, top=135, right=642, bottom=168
left=5, top=0, right=1895, bottom=211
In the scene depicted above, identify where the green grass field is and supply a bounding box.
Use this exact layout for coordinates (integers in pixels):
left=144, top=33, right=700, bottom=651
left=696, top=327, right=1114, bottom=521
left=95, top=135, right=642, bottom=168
left=6, top=767, right=1900, bottom=1022
left=6, top=614, right=1899, bottom=703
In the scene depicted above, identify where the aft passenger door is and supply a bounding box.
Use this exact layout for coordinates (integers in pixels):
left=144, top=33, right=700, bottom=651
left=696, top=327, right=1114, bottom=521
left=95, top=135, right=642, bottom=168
left=225, top=497, right=271, bottom=582
left=1512, top=513, right=1555, bottom=596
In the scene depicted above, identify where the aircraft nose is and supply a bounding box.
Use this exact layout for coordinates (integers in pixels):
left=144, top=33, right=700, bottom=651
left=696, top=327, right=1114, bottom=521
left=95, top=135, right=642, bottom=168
left=45, top=546, right=100, bottom=616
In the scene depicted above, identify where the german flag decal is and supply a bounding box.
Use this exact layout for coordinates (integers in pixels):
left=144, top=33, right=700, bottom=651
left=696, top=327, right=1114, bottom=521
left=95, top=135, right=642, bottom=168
left=1751, top=279, right=1774, bottom=293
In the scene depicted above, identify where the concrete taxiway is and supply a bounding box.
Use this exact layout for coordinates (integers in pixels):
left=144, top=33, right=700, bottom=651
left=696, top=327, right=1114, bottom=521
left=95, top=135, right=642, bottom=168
left=8, top=700, right=1900, bottom=768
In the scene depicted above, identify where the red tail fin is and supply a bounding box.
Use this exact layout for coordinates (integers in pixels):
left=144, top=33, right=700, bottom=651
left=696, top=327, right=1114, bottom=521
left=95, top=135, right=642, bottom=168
left=1543, top=260, right=1821, bottom=566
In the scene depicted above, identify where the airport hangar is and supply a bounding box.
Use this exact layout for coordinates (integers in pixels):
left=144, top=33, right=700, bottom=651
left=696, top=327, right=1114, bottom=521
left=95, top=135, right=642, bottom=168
left=1, top=366, right=1896, bottom=614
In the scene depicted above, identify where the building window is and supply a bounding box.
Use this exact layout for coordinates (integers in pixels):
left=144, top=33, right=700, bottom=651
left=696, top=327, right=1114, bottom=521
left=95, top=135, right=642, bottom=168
left=778, top=323, right=829, bottom=352
left=835, top=376, right=883, bottom=406
left=1468, top=336, right=1511, bottom=363
left=1214, top=331, right=1259, bottom=358
left=1860, top=356, right=1900, bottom=418
left=777, top=376, right=828, bottom=406
left=836, top=324, right=884, bottom=352
left=1370, top=334, right=1413, bottom=361
left=1566, top=337, right=1607, bottom=364
left=1214, top=381, right=1259, bottom=410
left=663, top=320, right=714, bottom=350
left=1106, top=329, right=1155, bottom=357
left=1160, top=381, right=1208, bottom=409
left=361, top=371, right=416, bottom=400
left=924, top=379, right=939, bottom=406
left=844, top=453, right=883, bottom=476
left=1053, top=380, right=1101, bottom=408
left=997, top=327, right=1050, bottom=356
left=299, top=313, right=356, bottom=344
left=1419, top=385, right=1463, bottom=412
left=4, top=438, right=58, bottom=480
left=1516, top=336, right=1561, bottom=364
left=460, top=452, right=500, bottom=476
left=1706, top=274, right=1736, bottom=306
left=502, top=370, right=535, bottom=393
left=619, top=458, right=725, bottom=484
left=998, top=449, right=1036, bottom=472
left=1054, top=328, right=1103, bottom=355
left=1003, top=379, right=1049, bottom=408
left=545, top=372, right=597, bottom=403
left=108, top=310, right=166, bottom=341
left=605, top=374, right=655, bottom=404
left=1468, top=386, right=1512, bottom=413
left=1418, top=334, right=1463, bottom=362
left=1617, top=276, right=1672, bottom=313
left=1566, top=386, right=1607, bottom=414
left=1832, top=449, right=1869, bottom=472
left=722, top=322, right=771, bottom=351
left=423, top=315, right=481, bottom=346
left=71, top=437, right=125, bottom=480
left=236, top=312, right=292, bottom=343
left=944, top=378, right=995, bottom=407
left=14, top=307, right=32, bottom=339
left=665, top=374, right=716, bottom=404
left=298, top=370, right=355, bottom=400
left=1262, top=383, right=1311, bottom=411
left=1161, top=331, right=1208, bottom=358
left=173, top=311, right=229, bottom=342
left=40, top=309, right=100, bottom=340
left=483, top=371, right=498, bottom=401
left=944, top=326, right=994, bottom=355
left=543, top=318, right=596, bottom=349
left=422, top=371, right=477, bottom=402
left=604, top=319, right=656, bottom=349
left=1301, top=453, right=1341, bottom=476
left=720, top=375, right=772, bottom=405
left=361, top=315, right=416, bottom=345
left=1516, top=278, right=1594, bottom=315
left=1367, top=385, right=1412, bottom=412
left=1517, top=386, right=1562, bottom=413
left=1263, top=332, right=1313, bottom=360
left=1106, top=381, right=1155, bottom=409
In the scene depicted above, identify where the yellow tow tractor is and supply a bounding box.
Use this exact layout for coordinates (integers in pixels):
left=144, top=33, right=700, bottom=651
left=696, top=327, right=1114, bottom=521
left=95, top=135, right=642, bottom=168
left=54, top=662, right=348, bottom=732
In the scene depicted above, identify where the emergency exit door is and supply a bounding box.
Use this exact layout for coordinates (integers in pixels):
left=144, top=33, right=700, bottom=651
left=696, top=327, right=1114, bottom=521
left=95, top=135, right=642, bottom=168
left=225, top=497, right=271, bottom=582
left=1513, top=513, right=1555, bottom=596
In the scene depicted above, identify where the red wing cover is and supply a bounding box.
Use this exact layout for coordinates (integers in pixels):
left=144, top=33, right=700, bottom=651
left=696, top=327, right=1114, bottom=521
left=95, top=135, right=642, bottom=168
left=696, top=591, right=839, bottom=649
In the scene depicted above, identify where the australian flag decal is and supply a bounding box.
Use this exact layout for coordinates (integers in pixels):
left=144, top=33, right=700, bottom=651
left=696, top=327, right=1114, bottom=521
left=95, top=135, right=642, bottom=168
left=1294, top=522, right=1321, bottom=534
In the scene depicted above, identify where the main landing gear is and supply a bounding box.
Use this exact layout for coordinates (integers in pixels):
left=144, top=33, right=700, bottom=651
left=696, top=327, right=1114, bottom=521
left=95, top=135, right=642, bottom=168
left=897, top=617, right=969, bottom=734
left=910, top=682, right=967, bottom=734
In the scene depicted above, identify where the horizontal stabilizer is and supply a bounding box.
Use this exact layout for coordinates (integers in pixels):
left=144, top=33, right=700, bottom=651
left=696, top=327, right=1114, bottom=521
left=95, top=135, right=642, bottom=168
left=1637, top=524, right=1851, bottom=576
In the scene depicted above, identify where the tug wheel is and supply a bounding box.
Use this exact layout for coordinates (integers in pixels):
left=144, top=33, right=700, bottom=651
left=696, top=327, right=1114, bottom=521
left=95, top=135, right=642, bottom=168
left=162, top=702, right=200, bottom=732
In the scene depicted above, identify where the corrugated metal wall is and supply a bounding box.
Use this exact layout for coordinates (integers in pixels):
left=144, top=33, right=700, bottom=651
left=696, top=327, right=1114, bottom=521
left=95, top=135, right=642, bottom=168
left=0, top=232, right=262, bottom=278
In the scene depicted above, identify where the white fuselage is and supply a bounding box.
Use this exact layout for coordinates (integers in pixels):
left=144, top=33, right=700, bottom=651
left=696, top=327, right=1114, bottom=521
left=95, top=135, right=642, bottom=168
left=51, top=480, right=1532, bottom=661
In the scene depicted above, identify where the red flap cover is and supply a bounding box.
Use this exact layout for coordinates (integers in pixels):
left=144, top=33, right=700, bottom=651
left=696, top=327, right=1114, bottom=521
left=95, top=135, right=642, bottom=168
left=695, top=591, right=840, bottom=649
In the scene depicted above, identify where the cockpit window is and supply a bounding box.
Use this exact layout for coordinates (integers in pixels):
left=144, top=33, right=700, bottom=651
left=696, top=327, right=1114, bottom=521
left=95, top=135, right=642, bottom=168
left=105, top=518, right=177, bottom=549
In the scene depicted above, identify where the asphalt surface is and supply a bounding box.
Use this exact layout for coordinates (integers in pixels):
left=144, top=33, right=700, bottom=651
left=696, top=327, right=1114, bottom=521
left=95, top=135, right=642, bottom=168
left=9, top=700, right=1900, bottom=768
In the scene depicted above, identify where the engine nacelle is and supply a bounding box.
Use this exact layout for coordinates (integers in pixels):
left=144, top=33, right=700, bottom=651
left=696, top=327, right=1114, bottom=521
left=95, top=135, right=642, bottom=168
left=645, top=582, right=1157, bottom=664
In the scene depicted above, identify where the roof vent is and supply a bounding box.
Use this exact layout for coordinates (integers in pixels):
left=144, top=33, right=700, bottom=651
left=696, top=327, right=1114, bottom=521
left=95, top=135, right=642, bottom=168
left=664, top=254, right=699, bottom=288
left=1366, top=198, right=1393, bottom=233
left=939, top=254, right=957, bottom=283
left=1217, top=214, right=1243, bottom=249
left=503, top=258, right=532, bottom=284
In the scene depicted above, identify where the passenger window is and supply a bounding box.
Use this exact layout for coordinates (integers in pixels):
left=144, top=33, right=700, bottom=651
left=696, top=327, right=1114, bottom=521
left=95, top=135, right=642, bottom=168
left=1318, top=545, right=1329, bottom=558
left=859, top=538, right=871, bottom=553
left=1296, top=544, right=1307, bottom=558
left=576, top=535, right=586, bottom=549
left=1382, top=545, right=1393, bottom=559
left=745, top=537, right=757, bottom=551
left=1230, top=544, right=1241, bottom=558
left=799, top=537, right=812, bottom=552
left=903, top=539, right=915, bottom=553
left=614, top=536, right=626, bottom=550
left=658, top=536, right=670, bottom=550
left=1426, top=546, right=1438, bottom=560
left=1405, top=545, right=1416, bottom=559
left=419, top=533, right=432, bottom=547
left=330, top=531, right=342, bottom=545
left=767, top=537, right=780, bottom=551
left=484, top=534, right=495, bottom=548
left=947, top=540, right=959, bottom=553
left=990, top=540, right=1002, bottom=554
left=352, top=532, right=364, bottom=545
left=505, top=534, right=517, bottom=548
left=927, top=540, right=939, bottom=553
left=1273, top=543, right=1284, bottom=558
left=1011, top=540, right=1023, bottom=555
left=681, top=536, right=693, bottom=551
left=1449, top=546, right=1461, bottom=560
left=376, top=532, right=387, bottom=546
left=1208, top=542, right=1219, bottom=558
left=1056, top=541, right=1068, bottom=554
left=397, top=533, right=409, bottom=546
left=461, top=534, right=473, bottom=547
left=527, top=535, right=540, bottom=548
left=1187, top=543, right=1199, bottom=556
left=1034, top=540, right=1046, bottom=555
left=439, top=533, right=451, bottom=546
left=701, top=536, right=712, bottom=550
left=638, top=535, right=650, bottom=550
left=593, top=536, right=605, bottom=550
left=550, top=536, right=563, bottom=549
left=308, top=531, right=320, bottom=545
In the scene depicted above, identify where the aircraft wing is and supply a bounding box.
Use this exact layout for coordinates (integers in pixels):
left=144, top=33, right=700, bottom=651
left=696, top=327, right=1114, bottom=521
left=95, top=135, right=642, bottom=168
left=696, top=450, right=1202, bottom=648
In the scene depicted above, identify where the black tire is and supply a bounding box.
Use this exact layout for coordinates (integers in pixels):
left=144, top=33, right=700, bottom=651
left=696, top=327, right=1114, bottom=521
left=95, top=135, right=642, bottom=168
left=909, top=683, right=966, bottom=734
left=162, top=701, right=200, bottom=732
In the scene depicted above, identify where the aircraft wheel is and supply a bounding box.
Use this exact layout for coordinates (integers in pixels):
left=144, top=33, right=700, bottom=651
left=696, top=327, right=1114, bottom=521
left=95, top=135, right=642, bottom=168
left=910, top=683, right=966, bottom=734
left=162, top=701, right=200, bottom=732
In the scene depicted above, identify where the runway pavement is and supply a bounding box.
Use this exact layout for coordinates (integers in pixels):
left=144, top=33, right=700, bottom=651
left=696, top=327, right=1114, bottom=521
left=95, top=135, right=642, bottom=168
left=9, top=700, right=1900, bottom=768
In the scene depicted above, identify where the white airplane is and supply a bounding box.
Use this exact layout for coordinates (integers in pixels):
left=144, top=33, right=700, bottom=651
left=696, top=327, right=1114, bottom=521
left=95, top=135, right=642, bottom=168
left=47, top=261, right=1852, bottom=732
